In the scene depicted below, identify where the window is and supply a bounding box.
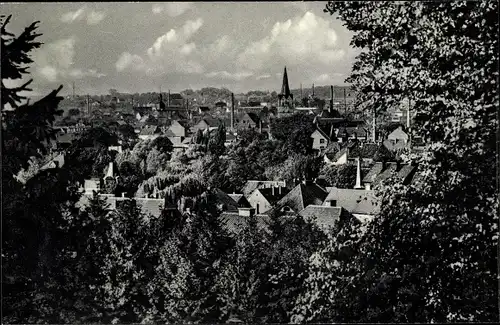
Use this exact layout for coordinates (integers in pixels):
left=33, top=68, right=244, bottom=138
left=283, top=206, right=291, bottom=212
left=320, top=138, right=325, bottom=144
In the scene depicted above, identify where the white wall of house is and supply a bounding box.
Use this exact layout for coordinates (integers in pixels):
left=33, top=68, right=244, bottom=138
left=246, top=189, right=273, bottom=214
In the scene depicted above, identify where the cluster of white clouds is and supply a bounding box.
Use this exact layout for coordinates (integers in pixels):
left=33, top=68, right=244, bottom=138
left=61, top=6, right=106, bottom=25
left=152, top=2, right=193, bottom=17
left=237, top=11, right=345, bottom=70
left=35, top=37, right=106, bottom=82
left=114, top=11, right=347, bottom=84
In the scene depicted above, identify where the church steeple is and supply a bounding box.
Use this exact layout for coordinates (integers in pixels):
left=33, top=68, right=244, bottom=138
left=278, top=66, right=293, bottom=108
left=280, top=66, right=291, bottom=99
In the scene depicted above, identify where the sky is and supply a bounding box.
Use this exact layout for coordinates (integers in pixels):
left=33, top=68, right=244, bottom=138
left=2, top=2, right=359, bottom=96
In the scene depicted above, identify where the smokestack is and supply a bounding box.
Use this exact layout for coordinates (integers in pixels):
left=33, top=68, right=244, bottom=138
left=344, top=88, right=347, bottom=115
left=372, top=106, right=376, bottom=143
left=231, top=93, right=235, bottom=131
left=330, top=85, right=334, bottom=114
left=300, top=83, right=303, bottom=99
left=168, top=90, right=170, bottom=107
left=312, top=83, right=315, bottom=97
left=72, top=82, right=75, bottom=98
left=259, top=119, right=262, bottom=133
left=354, top=157, right=363, bottom=189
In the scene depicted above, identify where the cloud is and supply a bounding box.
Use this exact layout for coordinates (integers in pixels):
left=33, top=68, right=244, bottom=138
left=61, top=6, right=86, bottom=23
left=116, top=18, right=205, bottom=75
left=34, top=37, right=106, bottom=82
left=61, top=6, right=106, bottom=25
left=86, top=11, right=106, bottom=25
left=237, top=11, right=346, bottom=71
left=152, top=3, right=194, bottom=17
left=115, top=52, right=146, bottom=72
left=205, top=70, right=253, bottom=81
left=256, top=74, right=271, bottom=80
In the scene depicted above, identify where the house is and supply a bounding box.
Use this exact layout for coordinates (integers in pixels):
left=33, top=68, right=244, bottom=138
left=225, top=132, right=237, bottom=147
left=383, top=126, right=409, bottom=152
left=108, top=145, right=123, bottom=154
left=298, top=205, right=355, bottom=230
left=192, top=117, right=222, bottom=133
left=324, top=147, right=348, bottom=165
left=323, top=187, right=380, bottom=223
left=40, top=153, right=65, bottom=171
left=198, top=106, right=210, bottom=114
left=228, top=193, right=252, bottom=208
left=336, top=126, right=369, bottom=142
left=220, top=208, right=271, bottom=235
left=77, top=194, right=166, bottom=217
left=237, top=112, right=260, bottom=130
left=246, top=186, right=288, bottom=215
left=213, top=188, right=240, bottom=212
left=311, top=128, right=330, bottom=151
left=134, top=107, right=153, bottom=120
left=362, top=162, right=417, bottom=190
left=242, top=180, right=288, bottom=196
left=139, top=125, right=161, bottom=141
left=83, top=178, right=101, bottom=195
left=169, top=120, right=188, bottom=137
left=274, top=182, right=329, bottom=214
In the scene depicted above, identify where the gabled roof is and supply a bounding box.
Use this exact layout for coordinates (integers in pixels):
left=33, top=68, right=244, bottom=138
left=326, top=147, right=348, bottom=162
left=299, top=205, right=353, bottom=229
left=228, top=194, right=251, bottom=208
left=242, top=180, right=287, bottom=196
left=213, top=188, right=239, bottom=212
left=163, top=129, right=177, bottom=137
left=362, top=162, right=384, bottom=183
left=139, top=125, right=160, bottom=136
left=256, top=187, right=288, bottom=204
left=171, top=119, right=188, bottom=129
left=383, top=138, right=408, bottom=152
left=181, top=137, right=192, bottom=144
left=348, top=143, right=380, bottom=159
left=311, top=128, right=330, bottom=141
left=388, top=126, right=408, bottom=140
left=276, top=183, right=328, bottom=213
left=198, top=117, right=221, bottom=127
left=324, top=188, right=380, bottom=215
left=338, top=126, right=369, bottom=138
left=372, top=162, right=399, bottom=185
left=219, top=213, right=271, bottom=235
left=244, top=112, right=260, bottom=124
left=396, top=164, right=417, bottom=185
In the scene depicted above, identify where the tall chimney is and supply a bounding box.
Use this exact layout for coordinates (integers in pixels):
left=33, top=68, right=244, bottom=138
left=167, top=90, right=170, bottom=107
left=372, top=106, right=376, bottom=143
left=300, top=83, right=303, bottom=100
left=312, top=83, right=315, bottom=97
left=330, top=85, right=334, bottom=114
left=354, top=157, right=363, bottom=189
left=259, top=119, right=262, bottom=133
left=231, top=93, right=235, bottom=131
left=344, top=88, right=347, bottom=115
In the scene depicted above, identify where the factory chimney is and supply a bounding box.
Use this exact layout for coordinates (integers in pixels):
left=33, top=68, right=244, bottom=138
left=329, top=85, right=334, bottom=114
left=231, top=92, right=235, bottom=131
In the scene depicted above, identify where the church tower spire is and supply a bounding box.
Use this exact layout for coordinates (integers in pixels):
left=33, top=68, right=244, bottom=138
left=278, top=66, right=293, bottom=107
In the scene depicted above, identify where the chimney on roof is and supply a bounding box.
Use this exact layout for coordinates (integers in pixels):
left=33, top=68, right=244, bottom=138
left=122, top=192, right=126, bottom=198
left=279, top=185, right=282, bottom=195
left=354, top=157, right=363, bottom=189
left=272, top=186, right=275, bottom=196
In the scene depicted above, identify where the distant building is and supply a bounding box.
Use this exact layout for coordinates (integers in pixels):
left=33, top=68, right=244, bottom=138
left=311, top=128, right=331, bottom=151
left=247, top=186, right=289, bottom=215
left=274, top=181, right=328, bottom=214
left=138, top=125, right=161, bottom=141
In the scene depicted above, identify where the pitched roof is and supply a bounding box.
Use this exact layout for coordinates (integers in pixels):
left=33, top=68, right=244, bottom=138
left=163, top=129, right=177, bottom=137
left=213, top=188, right=239, bottom=212
left=372, top=162, right=399, bottom=185
left=324, top=188, right=380, bottom=215
left=242, top=180, right=287, bottom=196
left=299, top=205, right=352, bottom=229
left=362, top=162, right=384, bottom=183
left=228, top=194, right=251, bottom=207
left=139, top=125, right=159, bottom=136
left=312, top=128, right=330, bottom=141
left=245, top=112, right=260, bottom=124
left=383, top=138, right=408, bottom=152
left=276, top=183, right=328, bottom=213
left=338, top=126, right=369, bottom=138
left=388, top=126, right=408, bottom=140
left=348, top=143, right=380, bottom=159
left=220, top=213, right=271, bottom=235
left=256, top=187, right=289, bottom=204
left=396, top=164, right=417, bottom=184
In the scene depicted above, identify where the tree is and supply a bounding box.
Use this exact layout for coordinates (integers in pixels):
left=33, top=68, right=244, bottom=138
left=298, top=1, right=499, bottom=322
left=208, top=124, right=226, bottom=156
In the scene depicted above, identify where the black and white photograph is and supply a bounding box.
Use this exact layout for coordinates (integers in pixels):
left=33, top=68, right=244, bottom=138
left=1, top=1, right=498, bottom=323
